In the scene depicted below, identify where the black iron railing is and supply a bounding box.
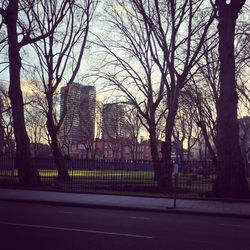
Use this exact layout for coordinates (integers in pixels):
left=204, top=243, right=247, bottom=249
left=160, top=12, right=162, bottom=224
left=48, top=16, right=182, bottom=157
left=0, top=157, right=249, bottom=198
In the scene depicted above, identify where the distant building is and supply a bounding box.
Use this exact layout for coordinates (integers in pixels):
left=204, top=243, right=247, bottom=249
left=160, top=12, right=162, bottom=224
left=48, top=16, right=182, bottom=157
left=94, top=138, right=146, bottom=160
left=60, top=83, right=96, bottom=153
left=102, top=103, right=125, bottom=140
left=68, top=138, right=152, bottom=160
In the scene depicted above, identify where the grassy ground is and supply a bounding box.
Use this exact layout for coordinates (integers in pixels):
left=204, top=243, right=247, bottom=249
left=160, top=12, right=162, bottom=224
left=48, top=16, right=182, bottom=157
left=0, top=169, right=155, bottom=179
left=0, top=169, right=215, bottom=195
left=0, top=169, right=249, bottom=198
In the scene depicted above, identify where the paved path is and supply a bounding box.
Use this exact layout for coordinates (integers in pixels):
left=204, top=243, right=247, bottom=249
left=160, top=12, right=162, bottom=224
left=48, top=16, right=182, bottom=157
left=0, top=188, right=250, bottom=218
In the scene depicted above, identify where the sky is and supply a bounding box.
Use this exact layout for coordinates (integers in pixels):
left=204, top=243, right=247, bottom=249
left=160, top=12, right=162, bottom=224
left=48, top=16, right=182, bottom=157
left=0, top=0, right=249, bottom=146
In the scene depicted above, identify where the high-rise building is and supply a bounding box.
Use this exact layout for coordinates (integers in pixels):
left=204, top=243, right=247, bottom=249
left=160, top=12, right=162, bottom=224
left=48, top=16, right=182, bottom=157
left=102, top=103, right=125, bottom=140
left=60, top=83, right=96, bottom=146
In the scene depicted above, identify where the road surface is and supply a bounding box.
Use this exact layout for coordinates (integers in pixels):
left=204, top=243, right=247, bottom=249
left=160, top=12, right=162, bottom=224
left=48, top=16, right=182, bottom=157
left=0, top=200, right=249, bottom=250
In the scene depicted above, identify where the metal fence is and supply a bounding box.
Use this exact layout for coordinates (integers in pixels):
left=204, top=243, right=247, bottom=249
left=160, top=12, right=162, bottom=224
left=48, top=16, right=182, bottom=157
left=0, top=157, right=249, bottom=198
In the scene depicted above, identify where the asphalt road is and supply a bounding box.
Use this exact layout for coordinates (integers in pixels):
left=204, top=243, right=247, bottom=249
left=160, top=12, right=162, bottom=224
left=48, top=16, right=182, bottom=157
left=0, top=201, right=249, bottom=250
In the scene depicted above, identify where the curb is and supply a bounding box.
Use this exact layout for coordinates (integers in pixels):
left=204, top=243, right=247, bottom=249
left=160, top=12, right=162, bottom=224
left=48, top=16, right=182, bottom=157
left=1, top=197, right=250, bottom=219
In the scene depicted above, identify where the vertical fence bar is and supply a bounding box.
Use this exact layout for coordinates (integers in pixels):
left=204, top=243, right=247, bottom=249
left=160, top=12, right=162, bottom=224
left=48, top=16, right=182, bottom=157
left=0, top=157, right=249, bottom=199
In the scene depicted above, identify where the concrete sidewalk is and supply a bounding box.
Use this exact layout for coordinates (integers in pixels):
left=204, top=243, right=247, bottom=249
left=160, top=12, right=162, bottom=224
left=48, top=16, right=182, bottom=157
left=0, top=188, right=250, bottom=218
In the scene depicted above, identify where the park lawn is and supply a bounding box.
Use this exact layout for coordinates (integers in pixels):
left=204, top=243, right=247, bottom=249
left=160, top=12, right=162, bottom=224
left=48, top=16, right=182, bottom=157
left=38, top=169, right=155, bottom=180
left=47, top=170, right=154, bottom=182
left=0, top=169, right=153, bottom=178
left=0, top=169, right=249, bottom=196
left=0, top=169, right=18, bottom=176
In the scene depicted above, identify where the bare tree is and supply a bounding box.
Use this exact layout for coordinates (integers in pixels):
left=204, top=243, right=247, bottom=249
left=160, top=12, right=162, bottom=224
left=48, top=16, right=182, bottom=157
left=94, top=0, right=166, bottom=183
left=212, top=0, right=249, bottom=198
left=123, top=106, right=142, bottom=160
left=180, top=8, right=249, bottom=168
left=0, top=8, right=8, bottom=75
left=124, top=107, right=142, bottom=142
left=25, top=104, right=47, bottom=157
left=0, top=0, right=72, bottom=185
left=174, top=97, right=201, bottom=161
left=182, top=85, right=218, bottom=162
left=123, top=0, right=216, bottom=190
left=33, top=0, right=96, bottom=180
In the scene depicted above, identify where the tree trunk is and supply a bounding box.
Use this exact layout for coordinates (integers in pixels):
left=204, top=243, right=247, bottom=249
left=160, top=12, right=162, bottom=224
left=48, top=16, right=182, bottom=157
left=148, top=123, right=161, bottom=185
left=5, top=1, right=40, bottom=185
left=160, top=107, right=178, bottom=192
left=160, top=137, right=173, bottom=192
left=213, top=2, right=249, bottom=198
left=159, top=86, right=181, bottom=192
left=46, top=96, right=70, bottom=181
left=160, top=120, right=175, bottom=192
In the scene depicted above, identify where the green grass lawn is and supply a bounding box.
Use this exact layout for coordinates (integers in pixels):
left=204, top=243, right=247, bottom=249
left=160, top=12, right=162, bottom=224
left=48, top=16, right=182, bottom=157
left=0, top=169, right=249, bottom=197
left=0, top=169, right=155, bottom=181
left=38, top=169, right=154, bottom=179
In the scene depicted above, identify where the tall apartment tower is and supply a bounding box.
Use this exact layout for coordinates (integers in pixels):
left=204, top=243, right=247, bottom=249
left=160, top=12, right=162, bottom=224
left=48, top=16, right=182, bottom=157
left=102, top=103, right=125, bottom=140
left=60, top=83, right=96, bottom=145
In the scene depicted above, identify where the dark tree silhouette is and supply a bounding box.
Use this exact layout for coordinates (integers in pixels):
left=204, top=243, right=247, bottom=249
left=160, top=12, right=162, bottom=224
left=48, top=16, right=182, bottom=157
left=132, top=0, right=216, bottom=190
left=33, top=0, right=96, bottom=180
left=0, top=0, right=73, bottom=184
left=213, top=0, right=249, bottom=198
